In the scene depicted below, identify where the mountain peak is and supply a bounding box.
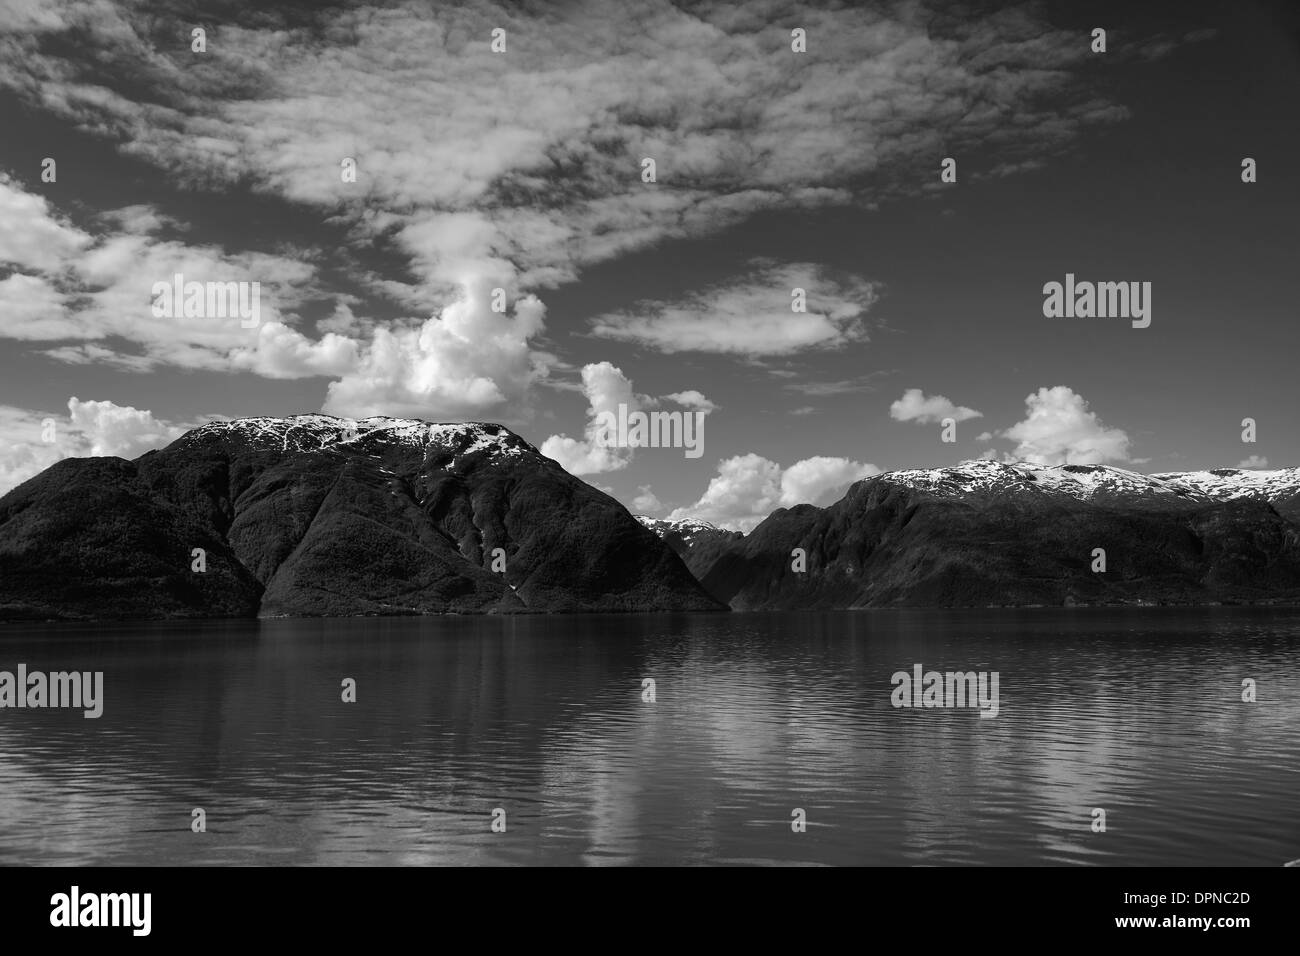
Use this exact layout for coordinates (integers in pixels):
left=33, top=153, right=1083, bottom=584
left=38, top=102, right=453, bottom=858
left=865, top=458, right=1300, bottom=510
left=1153, top=465, right=1300, bottom=504
left=873, top=458, right=1200, bottom=506
left=635, top=515, right=720, bottom=534
left=174, top=414, right=537, bottom=461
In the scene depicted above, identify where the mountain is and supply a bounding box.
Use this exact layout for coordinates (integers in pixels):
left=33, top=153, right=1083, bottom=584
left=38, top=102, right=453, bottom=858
left=644, top=459, right=1300, bottom=609
left=633, top=516, right=738, bottom=560
left=1151, top=467, right=1300, bottom=522
left=0, top=415, right=724, bottom=621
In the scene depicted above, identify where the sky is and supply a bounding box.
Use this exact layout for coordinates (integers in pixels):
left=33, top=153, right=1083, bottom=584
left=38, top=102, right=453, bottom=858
left=0, top=0, right=1297, bottom=530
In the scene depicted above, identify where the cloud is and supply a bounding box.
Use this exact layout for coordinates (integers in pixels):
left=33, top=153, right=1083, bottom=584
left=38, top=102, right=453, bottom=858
left=661, top=391, right=717, bottom=414
left=0, top=273, right=75, bottom=339
left=1, top=0, right=1133, bottom=309
left=0, top=175, right=88, bottom=270
left=3, top=2, right=1132, bottom=253
left=669, top=454, right=782, bottom=532
left=541, top=362, right=640, bottom=476
left=781, top=456, right=882, bottom=509
left=65, top=397, right=188, bottom=458
left=232, top=322, right=360, bottom=380
left=0, top=397, right=190, bottom=496
left=1236, top=455, right=1269, bottom=469
left=590, top=263, right=878, bottom=356
left=669, top=453, right=880, bottom=532
left=321, top=283, right=551, bottom=420
left=890, top=388, right=982, bottom=424
left=1000, top=386, right=1130, bottom=465
left=630, top=485, right=663, bottom=513
left=0, top=176, right=553, bottom=421
left=785, top=373, right=890, bottom=397
left=541, top=363, right=714, bottom=475
left=0, top=175, right=331, bottom=372
left=0, top=2, right=1153, bottom=418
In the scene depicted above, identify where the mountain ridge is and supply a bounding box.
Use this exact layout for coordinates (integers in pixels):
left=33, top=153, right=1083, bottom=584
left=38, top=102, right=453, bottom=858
left=0, top=414, right=724, bottom=621
left=645, top=459, right=1300, bottom=610
left=6, top=431, right=1298, bottom=620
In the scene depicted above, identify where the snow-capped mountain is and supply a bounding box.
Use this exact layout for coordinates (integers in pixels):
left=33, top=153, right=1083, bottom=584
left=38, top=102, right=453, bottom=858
left=634, top=516, right=736, bottom=562
left=0, top=415, right=720, bottom=621
left=872, top=459, right=1281, bottom=509
left=7, top=422, right=1298, bottom=619
left=643, top=461, right=1300, bottom=544
left=1153, top=466, right=1300, bottom=518
left=177, top=414, right=535, bottom=462
left=662, top=458, right=1300, bottom=611
left=635, top=516, right=722, bottom=540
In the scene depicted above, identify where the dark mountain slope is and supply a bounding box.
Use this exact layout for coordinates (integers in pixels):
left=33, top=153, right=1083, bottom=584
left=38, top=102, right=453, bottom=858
left=0, top=416, right=723, bottom=621
left=648, top=460, right=1300, bottom=609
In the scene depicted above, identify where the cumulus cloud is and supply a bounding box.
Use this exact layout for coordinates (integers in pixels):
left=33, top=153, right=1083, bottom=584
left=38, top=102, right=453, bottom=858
left=1236, top=455, right=1269, bottom=469
left=541, top=362, right=640, bottom=476
left=890, top=388, right=982, bottom=424
left=65, top=397, right=188, bottom=458
left=322, top=283, right=551, bottom=420
left=0, top=176, right=555, bottom=421
left=542, top=363, right=714, bottom=476
left=630, top=485, right=663, bottom=513
left=781, top=456, right=881, bottom=509
left=0, top=397, right=190, bottom=495
left=591, top=263, right=878, bottom=356
left=669, top=453, right=880, bottom=532
left=1000, top=386, right=1130, bottom=465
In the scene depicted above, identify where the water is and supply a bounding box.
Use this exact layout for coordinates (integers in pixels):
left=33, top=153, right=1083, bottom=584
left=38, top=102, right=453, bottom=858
left=0, top=608, right=1297, bottom=866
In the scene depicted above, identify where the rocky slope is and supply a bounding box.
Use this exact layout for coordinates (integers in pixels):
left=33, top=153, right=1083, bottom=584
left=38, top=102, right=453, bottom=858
left=644, top=460, right=1300, bottom=609
left=0, top=415, right=724, bottom=621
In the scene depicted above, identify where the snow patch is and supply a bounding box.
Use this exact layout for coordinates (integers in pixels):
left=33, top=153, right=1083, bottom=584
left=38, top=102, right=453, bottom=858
left=184, top=414, right=534, bottom=462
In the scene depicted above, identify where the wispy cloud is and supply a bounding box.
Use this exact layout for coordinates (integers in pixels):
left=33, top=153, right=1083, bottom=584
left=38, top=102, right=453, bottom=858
left=787, top=372, right=893, bottom=397
left=591, top=262, right=878, bottom=356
